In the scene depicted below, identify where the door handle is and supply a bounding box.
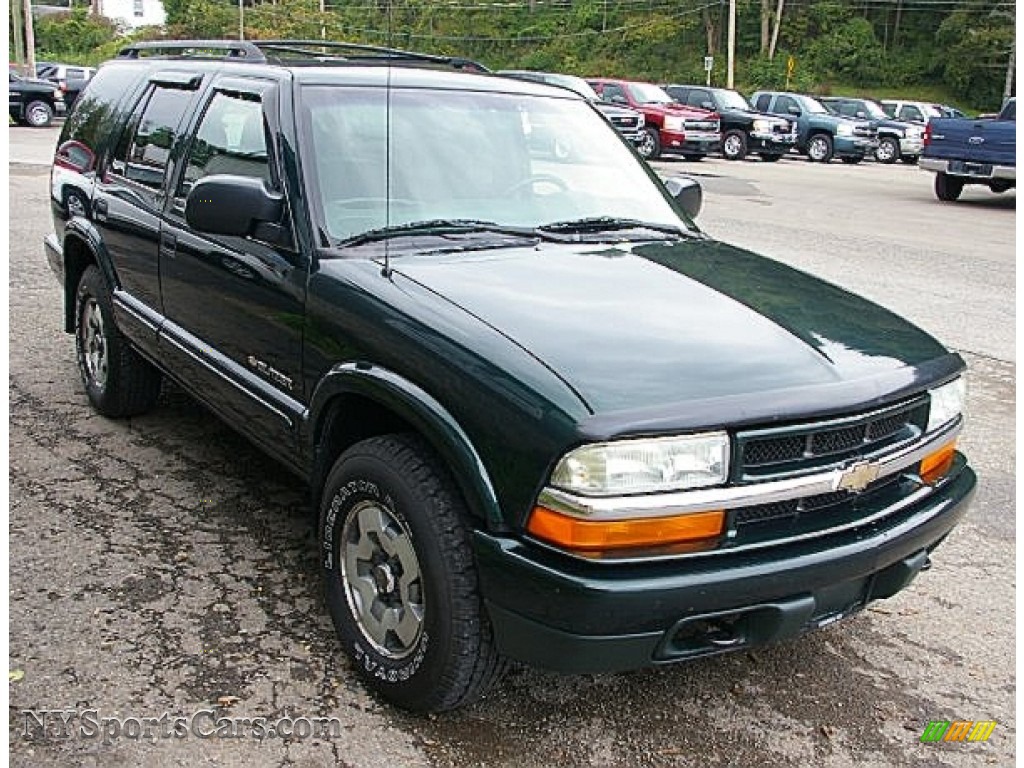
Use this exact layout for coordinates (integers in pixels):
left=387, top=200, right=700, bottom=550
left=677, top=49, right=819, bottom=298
left=160, top=232, right=177, bottom=258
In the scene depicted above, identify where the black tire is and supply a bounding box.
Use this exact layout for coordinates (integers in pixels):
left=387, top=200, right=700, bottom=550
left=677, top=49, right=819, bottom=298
left=806, top=133, right=834, bottom=163
left=75, top=265, right=162, bottom=417
left=682, top=153, right=705, bottom=162
left=721, top=130, right=748, bottom=161
left=64, top=188, right=89, bottom=219
left=934, top=172, right=964, bottom=202
left=319, top=434, right=506, bottom=712
left=24, top=100, right=54, bottom=128
left=901, top=155, right=919, bottom=165
left=841, top=156, right=863, bottom=165
left=760, top=153, right=784, bottom=162
left=875, top=136, right=900, bottom=164
left=637, top=127, right=662, bottom=160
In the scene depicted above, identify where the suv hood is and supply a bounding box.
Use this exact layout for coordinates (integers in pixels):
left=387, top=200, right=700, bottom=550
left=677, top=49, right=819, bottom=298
left=593, top=102, right=641, bottom=119
left=392, top=239, right=948, bottom=415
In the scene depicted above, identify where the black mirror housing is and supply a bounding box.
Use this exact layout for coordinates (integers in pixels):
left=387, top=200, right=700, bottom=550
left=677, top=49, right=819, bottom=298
left=664, top=176, right=703, bottom=220
left=185, top=175, right=283, bottom=238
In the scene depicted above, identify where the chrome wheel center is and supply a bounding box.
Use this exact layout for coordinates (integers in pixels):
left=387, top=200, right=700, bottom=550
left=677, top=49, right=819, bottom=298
left=340, top=500, right=425, bottom=660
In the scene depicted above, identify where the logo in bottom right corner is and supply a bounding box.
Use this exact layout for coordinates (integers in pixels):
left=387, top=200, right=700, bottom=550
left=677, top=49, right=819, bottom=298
left=920, top=720, right=997, bottom=743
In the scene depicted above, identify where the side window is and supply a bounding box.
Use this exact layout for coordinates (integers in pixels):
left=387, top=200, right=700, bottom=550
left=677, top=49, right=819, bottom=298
left=754, top=94, right=771, bottom=111
left=881, top=102, right=897, bottom=117
left=686, top=90, right=709, bottom=109
left=179, top=91, right=269, bottom=196
left=775, top=95, right=799, bottom=115
left=109, top=85, right=193, bottom=189
left=602, top=83, right=627, bottom=104
left=900, top=105, right=923, bottom=123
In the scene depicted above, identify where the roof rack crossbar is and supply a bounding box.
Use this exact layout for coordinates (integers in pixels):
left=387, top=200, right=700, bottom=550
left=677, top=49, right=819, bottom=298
left=117, top=40, right=266, bottom=61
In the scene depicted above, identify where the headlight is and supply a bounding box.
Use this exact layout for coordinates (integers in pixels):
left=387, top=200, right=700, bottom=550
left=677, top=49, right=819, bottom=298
left=836, top=123, right=854, bottom=136
left=752, top=119, right=770, bottom=132
left=927, top=377, right=966, bottom=433
left=636, top=113, right=645, bottom=128
left=550, top=432, right=729, bottom=496
left=663, top=116, right=684, bottom=132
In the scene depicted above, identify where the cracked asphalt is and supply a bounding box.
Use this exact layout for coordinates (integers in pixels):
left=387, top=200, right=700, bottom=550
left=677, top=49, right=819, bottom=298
left=8, top=127, right=1015, bottom=766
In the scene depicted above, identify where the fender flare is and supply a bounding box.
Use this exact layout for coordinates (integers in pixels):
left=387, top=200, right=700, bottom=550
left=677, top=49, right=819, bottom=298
left=307, top=362, right=504, bottom=529
left=61, top=219, right=117, bottom=332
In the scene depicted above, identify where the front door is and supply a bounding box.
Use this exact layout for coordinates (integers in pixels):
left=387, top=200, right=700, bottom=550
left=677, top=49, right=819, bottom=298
left=158, top=78, right=307, bottom=463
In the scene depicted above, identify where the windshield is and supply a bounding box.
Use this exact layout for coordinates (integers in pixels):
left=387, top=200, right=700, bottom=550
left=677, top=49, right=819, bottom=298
left=861, top=100, right=888, bottom=119
left=800, top=96, right=829, bottom=114
left=716, top=90, right=751, bottom=110
left=543, top=74, right=600, bottom=100
left=300, top=85, right=685, bottom=246
left=625, top=82, right=674, bottom=105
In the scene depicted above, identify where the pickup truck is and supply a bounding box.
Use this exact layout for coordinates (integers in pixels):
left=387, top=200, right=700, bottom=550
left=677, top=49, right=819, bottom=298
left=920, top=98, right=1016, bottom=201
left=588, top=78, right=721, bottom=161
left=751, top=90, right=877, bottom=163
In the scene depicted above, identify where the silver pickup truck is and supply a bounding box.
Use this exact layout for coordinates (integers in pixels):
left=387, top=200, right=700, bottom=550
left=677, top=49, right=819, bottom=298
left=920, top=97, right=1015, bottom=201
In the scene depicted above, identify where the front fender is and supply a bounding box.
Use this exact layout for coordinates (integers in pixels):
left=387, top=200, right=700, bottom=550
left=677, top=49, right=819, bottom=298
left=307, top=362, right=504, bottom=529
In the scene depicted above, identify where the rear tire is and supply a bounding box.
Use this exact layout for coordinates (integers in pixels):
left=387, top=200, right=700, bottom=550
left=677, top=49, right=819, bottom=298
left=319, top=434, right=506, bottom=712
left=934, top=172, right=964, bottom=202
left=875, top=136, right=900, bottom=164
left=74, top=265, right=162, bottom=417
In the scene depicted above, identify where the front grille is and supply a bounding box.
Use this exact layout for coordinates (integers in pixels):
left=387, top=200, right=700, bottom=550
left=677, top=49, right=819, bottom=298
left=684, top=120, right=720, bottom=132
left=771, top=122, right=792, bottom=135
left=854, top=125, right=876, bottom=138
left=611, top=116, right=639, bottom=129
left=733, top=474, right=901, bottom=530
left=738, top=397, right=928, bottom=480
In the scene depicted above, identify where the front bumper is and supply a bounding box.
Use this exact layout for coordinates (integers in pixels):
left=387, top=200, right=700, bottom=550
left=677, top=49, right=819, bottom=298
left=750, top=131, right=797, bottom=152
left=661, top=129, right=721, bottom=155
left=475, top=462, right=975, bottom=673
left=835, top=135, right=878, bottom=157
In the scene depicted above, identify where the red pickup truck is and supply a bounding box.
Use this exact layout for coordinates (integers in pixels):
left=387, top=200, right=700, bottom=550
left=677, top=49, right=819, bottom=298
left=588, top=77, right=721, bottom=160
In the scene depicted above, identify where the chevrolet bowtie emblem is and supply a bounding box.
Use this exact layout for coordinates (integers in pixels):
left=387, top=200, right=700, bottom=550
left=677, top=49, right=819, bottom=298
left=836, top=460, right=881, bottom=493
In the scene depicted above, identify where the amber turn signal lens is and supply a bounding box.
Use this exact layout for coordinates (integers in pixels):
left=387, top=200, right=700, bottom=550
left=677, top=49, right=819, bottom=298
left=527, top=505, right=725, bottom=552
left=920, top=441, right=956, bottom=485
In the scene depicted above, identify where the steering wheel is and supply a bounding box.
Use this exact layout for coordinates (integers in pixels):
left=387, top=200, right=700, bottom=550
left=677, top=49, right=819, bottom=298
left=503, top=174, right=570, bottom=197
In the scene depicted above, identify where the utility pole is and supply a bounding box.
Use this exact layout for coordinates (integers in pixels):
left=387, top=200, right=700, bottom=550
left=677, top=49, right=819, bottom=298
left=1004, top=44, right=1015, bottom=101
left=12, top=0, right=26, bottom=74
left=726, top=0, right=736, bottom=89
left=238, top=0, right=244, bottom=40
left=24, top=0, right=37, bottom=76
left=768, top=0, right=784, bottom=61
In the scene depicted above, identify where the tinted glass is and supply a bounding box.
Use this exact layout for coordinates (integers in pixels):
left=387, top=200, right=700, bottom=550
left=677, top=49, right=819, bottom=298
left=114, top=86, right=193, bottom=188
left=602, top=83, right=627, bottom=103
left=776, top=95, right=799, bottom=114
left=61, top=64, right=146, bottom=154
left=180, top=91, right=268, bottom=195
left=754, top=94, right=771, bottom=111
left=686, top=90, right=711, bottom=108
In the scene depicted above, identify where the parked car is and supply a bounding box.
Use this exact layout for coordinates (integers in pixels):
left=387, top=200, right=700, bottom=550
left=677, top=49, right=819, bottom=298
left=8, top=71, right=66, bottom=127
left=819, top=96, right=924, bottom=164
left=751, top=91, right=877, bottom=163
left=45, top=39, right=975, bottom=713
left=496, top=70, right=645, bottom=145
left=879, top=100, right=946, bottom=126
left=588, top=77, right=721, bottom=160
left=920, top=97, right=1015, bottom=201
left=36, top=62, right=96, bottom=110
left=662, top=84, right=795, bottom=161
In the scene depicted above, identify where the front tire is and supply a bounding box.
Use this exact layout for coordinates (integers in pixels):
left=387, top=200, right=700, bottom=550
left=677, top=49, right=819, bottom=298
left=75, top=265, right=162, bottom=417
left=875, top=136, right=900, bottom=164
left=319, top=435, right=505, bottom=712
left=637, top=127, right=662, bottom=160
left=934, top=172, right=964, bottom=202
left=721, top=130, right=748, bottom=161
left=806, top=134, right=834, bottom=163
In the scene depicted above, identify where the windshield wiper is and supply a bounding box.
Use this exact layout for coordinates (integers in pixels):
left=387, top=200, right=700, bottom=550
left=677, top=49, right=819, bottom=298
left=537, top=216, right=688, bottom=238
left=337, top=219, right=543, bottom=248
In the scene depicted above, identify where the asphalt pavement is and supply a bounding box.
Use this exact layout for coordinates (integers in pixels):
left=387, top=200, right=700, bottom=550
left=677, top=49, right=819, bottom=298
left=7, top=126, right=1016, bottom=767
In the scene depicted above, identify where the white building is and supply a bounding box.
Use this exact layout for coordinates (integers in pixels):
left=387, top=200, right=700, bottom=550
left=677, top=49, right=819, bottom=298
left=97, top=0, right=166, bottom=29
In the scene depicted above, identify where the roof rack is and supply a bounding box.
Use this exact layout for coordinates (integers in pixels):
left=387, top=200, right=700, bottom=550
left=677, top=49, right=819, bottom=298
left=115, top=39, right=490, bottom=72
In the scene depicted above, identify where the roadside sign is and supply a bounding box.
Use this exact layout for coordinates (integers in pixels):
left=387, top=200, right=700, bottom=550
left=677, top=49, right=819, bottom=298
left=704, top=56, right=714, bottom=72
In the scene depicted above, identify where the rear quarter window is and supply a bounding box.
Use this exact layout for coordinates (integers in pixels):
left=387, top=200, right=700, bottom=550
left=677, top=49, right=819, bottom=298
left=59, top=64, right=147, bottom=157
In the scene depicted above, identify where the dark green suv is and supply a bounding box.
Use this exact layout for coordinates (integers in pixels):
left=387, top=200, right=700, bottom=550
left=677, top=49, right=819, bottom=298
left=45, top=40, right=975, bottom=712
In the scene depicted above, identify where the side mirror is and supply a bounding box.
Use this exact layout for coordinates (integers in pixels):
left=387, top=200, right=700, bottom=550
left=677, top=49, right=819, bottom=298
left=856, top=110, right=866, bottom=119
left=185, top=175, right=283, bottom=238
left=664, top=176, right=702, bottom=220
left=701, top=101, right=714, bottom=110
